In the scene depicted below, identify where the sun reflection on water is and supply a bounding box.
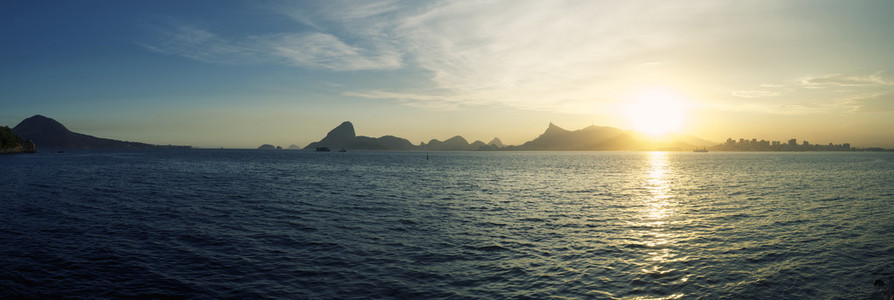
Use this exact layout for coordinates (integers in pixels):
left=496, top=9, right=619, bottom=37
left=645, top=151, right=672, bottom=222
left=632, top=151, right=690, bottom=297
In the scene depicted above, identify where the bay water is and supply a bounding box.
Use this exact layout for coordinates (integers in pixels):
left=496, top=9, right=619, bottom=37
left=2, top=150, right=892, bottom=298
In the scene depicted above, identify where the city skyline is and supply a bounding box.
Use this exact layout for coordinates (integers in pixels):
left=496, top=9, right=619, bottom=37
left=2, top=1, right=894, bottom=148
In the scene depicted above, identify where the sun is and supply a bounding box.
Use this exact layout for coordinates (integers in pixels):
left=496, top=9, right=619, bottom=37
left=626, top=89, right=685, bottom=136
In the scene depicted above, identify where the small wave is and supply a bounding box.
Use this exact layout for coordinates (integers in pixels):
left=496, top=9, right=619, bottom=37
left=475, top=221, right=508, bottom=227
left=2, top=150, right=888, bottom=299
left=770, top=219, right=807, bottom=227
left=463, top=244, right=510, bottom=252
left=398, top=218, right=418, bottom=225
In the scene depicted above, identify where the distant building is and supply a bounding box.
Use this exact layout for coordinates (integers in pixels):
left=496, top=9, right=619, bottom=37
left=715, top=136, right=854, bottom=152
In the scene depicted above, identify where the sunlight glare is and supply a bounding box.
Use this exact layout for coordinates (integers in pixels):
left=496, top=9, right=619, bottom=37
left=626, top=89, right=685, bottom=135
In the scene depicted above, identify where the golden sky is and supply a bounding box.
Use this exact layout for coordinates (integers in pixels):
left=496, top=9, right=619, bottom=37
left=2, top=1, right=893, bottom=148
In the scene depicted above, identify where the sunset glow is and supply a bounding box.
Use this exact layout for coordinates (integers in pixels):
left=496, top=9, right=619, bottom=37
left=627, top=90, right=685, bottom=136
left=2, top=1, right=894, bottom=148
left=2, top=2, right=894, bottom=298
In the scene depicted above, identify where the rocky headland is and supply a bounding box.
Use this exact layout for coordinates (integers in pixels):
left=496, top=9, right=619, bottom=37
left=10, top=115, right=189, bottom=149
left=0, top=126, right=35, bottom=154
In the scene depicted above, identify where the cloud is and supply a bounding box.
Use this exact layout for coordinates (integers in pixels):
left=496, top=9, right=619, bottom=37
left=142, top=1, right=894, bottom=116
left=730, top=90, right=779, bottom=98
left=843, top=93, right=894, bottom=112
left=318, top=0, right=403, bottom=22
left=266, top=33, right=400, bottom=70
left=140, top=24, right=265, bottom=65
left=396, top=2, right=659, bottom=98
left=350, top=0, right=812, bottom=113
left=343, top=90, right=462, bottom=110
left=725, top=72, right=894, bottom=114
left=714, top=101, right=845, bottom=115
left=799, top=73, right=892, bottom=88
left=347, top=0, right=740, bottom=113
left=145, top=1, right=757, bottom=113
left=142, top=21, right=401, bottom=71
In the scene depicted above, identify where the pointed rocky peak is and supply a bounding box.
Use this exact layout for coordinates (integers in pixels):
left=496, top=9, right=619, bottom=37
left=327, top=121, right=356, bottom=139
left=543, top=122, right=569, bottom=135
left=315, top=121, right=356, bottom=147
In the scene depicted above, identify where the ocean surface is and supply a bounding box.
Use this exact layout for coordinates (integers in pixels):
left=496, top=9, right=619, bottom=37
left=1, top=150, right=892, bottom=299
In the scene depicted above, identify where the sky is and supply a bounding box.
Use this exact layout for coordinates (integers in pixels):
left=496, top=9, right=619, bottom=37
left=2, top=0, right=893, bottom=148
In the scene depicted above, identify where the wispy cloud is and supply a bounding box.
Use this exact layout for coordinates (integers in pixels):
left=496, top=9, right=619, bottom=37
left=143, top=1, right=760, bottom=113
left=730, top=90, right=779, bottom=99
left=841, top=92, right=894, bottom=112
left=141, top=1, right=892, bottom=116
left=713, top=100, right=848, bottom=115
left=392, top=1, right=684, bottom=109
left=140, top=24, right=265, bottom=65
left=334, top=1, right=723, bottom=113
left=265, top=33, right=400, bottom=70
left=724, top=72, right=894, bottom=114
left=142, top=18, right=401, bottom=71
left=344, top=90, right=463, bottom=110
left=799, top=72, right=892, bottom=88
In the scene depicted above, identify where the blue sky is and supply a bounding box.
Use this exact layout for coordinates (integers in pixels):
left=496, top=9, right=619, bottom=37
left=2, top=0, right=894, bottom=148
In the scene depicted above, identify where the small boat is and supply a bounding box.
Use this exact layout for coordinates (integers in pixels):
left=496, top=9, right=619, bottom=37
left=693, top=148, right=708, bottom=152
left=316, top=147, right=331, bottom=152
left=338, top=149, right=347, bottom=152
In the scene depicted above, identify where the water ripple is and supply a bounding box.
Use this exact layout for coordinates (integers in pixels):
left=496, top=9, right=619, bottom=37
left=1, top=150, right=892, bottom=298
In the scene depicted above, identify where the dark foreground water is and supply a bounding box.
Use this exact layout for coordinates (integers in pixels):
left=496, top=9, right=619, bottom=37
left=1, top=150, right=893, bottom=299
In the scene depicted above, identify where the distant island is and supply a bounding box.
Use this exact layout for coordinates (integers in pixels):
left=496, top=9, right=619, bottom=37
left=283, top=121, right=716, bottom=151
left=6, top=115, right=191, bottom=151
left=303, top=121, right=417, bottom=151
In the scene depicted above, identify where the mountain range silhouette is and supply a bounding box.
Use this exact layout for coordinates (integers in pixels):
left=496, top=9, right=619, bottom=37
left=5, top=115, right=713, bottom=151
left=300, top=121, right=714, bottom=151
